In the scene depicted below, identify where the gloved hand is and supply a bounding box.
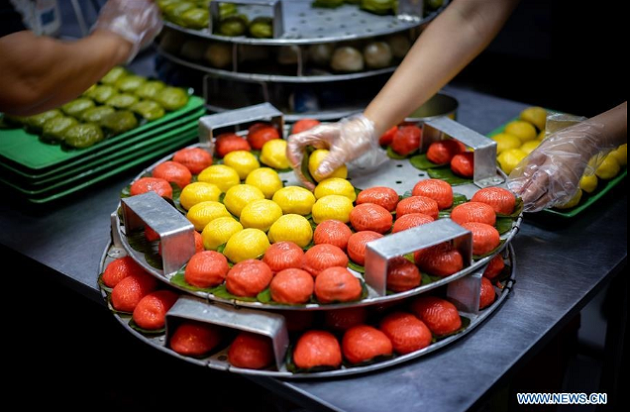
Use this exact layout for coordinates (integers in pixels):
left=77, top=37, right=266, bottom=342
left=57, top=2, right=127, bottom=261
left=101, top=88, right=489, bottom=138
left=507, top=120, right=608, bottom=212
left=286, top=114, right=387, bottom=189
left=92, top=0, right=163, bottom=63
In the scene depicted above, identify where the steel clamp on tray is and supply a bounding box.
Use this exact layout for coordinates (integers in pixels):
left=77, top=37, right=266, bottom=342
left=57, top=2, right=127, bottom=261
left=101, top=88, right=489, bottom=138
left=365, top=219, right=472, bottom=296
left=422, top=117, right=504, bottom=187
left=120, top=191, right=197, bottom=276
left=198, top=102, right=284, bottom=153
left=166, top=295, right=289, bottom=371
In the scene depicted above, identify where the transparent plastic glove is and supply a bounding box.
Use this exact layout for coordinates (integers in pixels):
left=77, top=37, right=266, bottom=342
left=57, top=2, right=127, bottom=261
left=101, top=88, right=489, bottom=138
left=507, top=120, right=608, bottom=212
left=92, top=0, right=163, bottom=63
left=286, top=114, right=387, bottom=189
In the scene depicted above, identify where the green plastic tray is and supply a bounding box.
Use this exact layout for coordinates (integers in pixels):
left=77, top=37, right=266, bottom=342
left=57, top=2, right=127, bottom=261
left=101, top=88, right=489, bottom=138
left=487, top=121, right=627, bottom=218
left=0, top=128, right=197, bottom=196
left=1, top=130, right=198, bottom=204
left=0, top=109, right=205, bottom=185
left=0, top=96, right=204, bottom=172
left=3, top=122, right=199, bottom=189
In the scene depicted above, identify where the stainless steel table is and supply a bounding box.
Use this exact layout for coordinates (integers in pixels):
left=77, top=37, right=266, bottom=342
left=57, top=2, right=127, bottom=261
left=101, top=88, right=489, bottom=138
left=1, top=85, right=626, bottom=412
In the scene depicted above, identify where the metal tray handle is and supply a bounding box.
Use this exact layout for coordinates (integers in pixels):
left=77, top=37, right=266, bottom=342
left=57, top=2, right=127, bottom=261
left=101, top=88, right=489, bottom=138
left=448, top=246, right=511, bottom=316
left=447, top=269, right=482, bottom=315
left=423, top=117, right=503, bottom=187
left=198, top=102, right=284, bottom=152
left=210, top=0, right=284, bottom=38
left=364, top=219, right=472, bottom=296
left=121, top=192, right=196, bottom=276
left=166, top=295, right=289, bottom=371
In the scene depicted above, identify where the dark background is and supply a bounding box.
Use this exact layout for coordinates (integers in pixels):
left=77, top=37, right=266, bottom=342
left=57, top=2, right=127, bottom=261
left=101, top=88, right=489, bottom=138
left=456, top=0, right=625, bottom=117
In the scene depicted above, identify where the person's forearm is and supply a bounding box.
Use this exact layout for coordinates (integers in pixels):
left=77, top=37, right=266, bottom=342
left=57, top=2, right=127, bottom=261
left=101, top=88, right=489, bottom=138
left=364, top=0, right=520, bottom=136
left=587, top=101, right=627, bottom=150
left=0, top=30, right=131, bottom=115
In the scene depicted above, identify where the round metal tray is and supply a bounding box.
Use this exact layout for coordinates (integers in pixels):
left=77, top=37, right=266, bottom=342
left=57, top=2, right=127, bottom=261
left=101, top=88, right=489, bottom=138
left=162, top=1, right=446, bottom=46
left=158, top=47, right=397, bottom=84
left=113, top=136, right=521, bottom=310
left=99, top=239, right=515, bottom=379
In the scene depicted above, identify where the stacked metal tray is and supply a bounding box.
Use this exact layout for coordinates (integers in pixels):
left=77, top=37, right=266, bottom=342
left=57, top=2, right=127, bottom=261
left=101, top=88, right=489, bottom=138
left=155, top=0, right=450, bottom=120
left=0, top=97, right=205, bottom=203
left=98, top=104, right=520, bottom=378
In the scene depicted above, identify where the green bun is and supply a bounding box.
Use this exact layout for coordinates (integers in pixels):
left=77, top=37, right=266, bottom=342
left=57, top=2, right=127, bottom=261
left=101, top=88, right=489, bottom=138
left=135, top=80, right=167, bottom=100
left=64, top=123, right=105, bottom=148
left=218, top=14, right=248, bottom=36
left=85, top=85, right=117, bottom=104
left=154, top=87, right=189, bottom=111
left=249, top=17, right=273, bottom=39
left=106, top=93, right=140, bottom=109
left=115, top=75, right=147, bottom=93
left=182, top=8, right=209, bottom=29
left=81, top=106, right=116, bottom=123
left=131, top=100, right=166, bottom=121
left=42, top=116, right=79, bottom=143
left=61, top=98, right=95, bottom=117
left=100, top=110, right=138, bottom=134
left=101, top=67, right=128, bottom=85
left=24, top=109, right=63, bottom=133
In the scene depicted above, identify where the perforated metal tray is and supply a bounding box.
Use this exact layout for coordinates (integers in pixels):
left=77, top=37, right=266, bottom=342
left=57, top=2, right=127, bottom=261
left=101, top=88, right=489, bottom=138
left=112, top=104, right=520, bottom=310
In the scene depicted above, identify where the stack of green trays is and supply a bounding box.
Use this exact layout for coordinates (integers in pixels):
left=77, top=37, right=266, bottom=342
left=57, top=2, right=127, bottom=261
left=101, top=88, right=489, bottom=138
left=0, top=96, right=205, bottom=204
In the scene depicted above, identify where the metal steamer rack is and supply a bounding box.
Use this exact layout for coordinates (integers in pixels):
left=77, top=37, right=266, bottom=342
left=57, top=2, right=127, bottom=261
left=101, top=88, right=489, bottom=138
left=100, top=103, right=520, bottom=377
left=156, top=0, right=449, bottom=120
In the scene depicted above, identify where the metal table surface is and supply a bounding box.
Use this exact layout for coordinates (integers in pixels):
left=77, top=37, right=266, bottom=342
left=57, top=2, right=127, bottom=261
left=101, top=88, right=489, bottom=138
left=0, top=85, right=626, bottom=412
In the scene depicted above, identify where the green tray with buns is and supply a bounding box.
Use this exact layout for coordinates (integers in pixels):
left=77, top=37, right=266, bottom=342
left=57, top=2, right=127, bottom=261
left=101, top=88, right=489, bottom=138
left=0, top=127, right=198, bottom=204
left=0, top=107, right=205, bottom=184
left=0, top=96, right=204, bottom=172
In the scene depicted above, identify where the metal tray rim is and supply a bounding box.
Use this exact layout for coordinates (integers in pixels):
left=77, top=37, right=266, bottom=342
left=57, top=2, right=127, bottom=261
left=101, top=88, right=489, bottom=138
left=158, top=47, right=397, bottom=83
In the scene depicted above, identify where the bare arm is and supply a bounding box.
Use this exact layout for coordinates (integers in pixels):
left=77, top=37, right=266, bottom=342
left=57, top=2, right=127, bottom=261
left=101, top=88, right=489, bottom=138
left=364, top=0, right=520, bottom=136
left=0, top=30, right=131, bottom=116
left=287, top=0, right=521, bottom=183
